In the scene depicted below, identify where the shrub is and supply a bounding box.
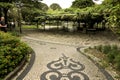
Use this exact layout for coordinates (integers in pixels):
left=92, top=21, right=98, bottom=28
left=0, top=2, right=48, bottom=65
left=106, top=50, right=116, bottom=63
left=102, top=45, right=111, bottom=54
left=0, top=31, right=31, bottom=79
left=94, top=44, right=120, bottom=72
left=95, top=45, right=103, bottom=52
left=111, top=45, right=119, bottom=51
left=114, top=54, right=120, bottom=70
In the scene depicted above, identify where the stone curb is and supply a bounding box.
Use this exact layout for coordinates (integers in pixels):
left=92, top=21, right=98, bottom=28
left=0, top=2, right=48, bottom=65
left=77, top=47, right=114, bottom=80
left=4, top=57, right=26, bottom=80
left=16, top=50, right=35, bottom=80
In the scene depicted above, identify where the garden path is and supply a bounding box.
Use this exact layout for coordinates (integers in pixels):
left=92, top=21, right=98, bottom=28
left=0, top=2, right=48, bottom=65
left=17, top=30, right=119, bottom=80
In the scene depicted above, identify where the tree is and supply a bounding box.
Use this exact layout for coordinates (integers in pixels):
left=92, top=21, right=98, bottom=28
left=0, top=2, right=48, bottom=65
left=0, top=0, right=42, bottom=23
left=103, top=0, right=120, bottom=6
left=99, top=0, right=120, bottom=28
left=21, top=7, right=44, bottom=22
left=21, top=1, right=47, bottom=22
left=41, top=3, right=49, bottom=12
left=104, top=4, right=120, bottom=28
left=50, top=3, right=62, bottom=11
left=71, top=0, right=94, bottom=8
left=0, top=2, right=14, bottom=23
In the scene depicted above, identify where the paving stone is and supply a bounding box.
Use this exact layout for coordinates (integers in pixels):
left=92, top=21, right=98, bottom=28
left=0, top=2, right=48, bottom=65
left=20, top=37, right=108, bottom=80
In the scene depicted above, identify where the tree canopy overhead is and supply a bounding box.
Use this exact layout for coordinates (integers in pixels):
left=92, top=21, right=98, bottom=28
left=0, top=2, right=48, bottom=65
left=50, top=3, right=62, bottom=11
left=0, top=0, right=119, bottom=30
left=103, top=0, right=120, bottom=6
left=0, top=0, right=48, bottom=23
left=71, top=0, right=94, bottom=8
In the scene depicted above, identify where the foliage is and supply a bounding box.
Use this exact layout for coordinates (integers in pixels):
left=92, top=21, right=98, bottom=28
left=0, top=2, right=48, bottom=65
left=0, top=2, right=13, bottom=8
left=103, top=0, right=120, bottom=6
left=44, top=12, right=104, bottom=29
left=106, top=4, right=120, bottom=27
left=71, top=0, right=94, bottom=8
left=1, top=0, right=119, bottom=31
left=94, top=45, right=103, bottom=52
left=70, top=0, right=120, bottom=29
left=0, top=31, right=31, bottom=79
left=101, top=0, right=120, bottom=28
left=50, top=3, right=62, bottom=11
left=41, top=3, right=49, bottom=12
left=94, top=45, right=120, bottom=71
left=61, top=14, right=76, bottom=21
left=20, top=1, right=48, bottom=22
left=0, top=2, right=14, bottom=23
left=8, top=7, right=18, bottom=22
left=21, top=7, right=44, bottom=22
left=0, top=0, right=44, bottom=24
left=47, top=9, right=65, bottom=15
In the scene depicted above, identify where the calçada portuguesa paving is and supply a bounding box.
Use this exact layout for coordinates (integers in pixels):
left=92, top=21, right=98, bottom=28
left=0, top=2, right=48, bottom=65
left=14, top=35, right=114, bottom=80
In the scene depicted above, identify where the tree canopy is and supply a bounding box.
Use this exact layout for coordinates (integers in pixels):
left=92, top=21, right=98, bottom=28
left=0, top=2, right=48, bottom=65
left=50, top=3, right=62, bottom=11
left=71, top=0, right=94, bottom=8
left=70, top=0, right=120, bottom=28
left=0, top=0, right=119, bottom=29
left=0, top=0, right=46, bottom=23
left=41, top=3, right=49, bottom=12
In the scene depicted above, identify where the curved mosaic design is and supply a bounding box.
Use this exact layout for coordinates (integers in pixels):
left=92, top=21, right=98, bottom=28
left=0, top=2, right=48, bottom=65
left=40, top=54, right=89, bottom=80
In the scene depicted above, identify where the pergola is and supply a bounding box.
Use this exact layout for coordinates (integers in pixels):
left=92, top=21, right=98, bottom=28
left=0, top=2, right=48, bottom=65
left=35, top=12, right=106, bottom=33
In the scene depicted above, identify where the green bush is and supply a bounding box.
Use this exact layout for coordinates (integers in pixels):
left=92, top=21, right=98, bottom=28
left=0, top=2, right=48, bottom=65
left=94, top=44, right=120, bottom=72
left=107, top=50, right=116, bottom=63
left=95, top=45, right=103, bottom=52
left=0, top=31, right=31, bottom=79
left=114, top=54, right=120, bottom=70
left=112, top=45, right=118, bottom=51
left=102, top=45, right=111, bottom=54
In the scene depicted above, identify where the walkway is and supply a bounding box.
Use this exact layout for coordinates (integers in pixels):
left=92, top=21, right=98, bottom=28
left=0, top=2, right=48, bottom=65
left=16, top=34, right=115, bottom=80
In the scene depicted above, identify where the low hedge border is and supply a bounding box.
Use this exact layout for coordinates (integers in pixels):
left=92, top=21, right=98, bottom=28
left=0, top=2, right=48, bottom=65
left=4, top=57, right=26, bottom=80
left=4, top=50, right=35, bottom=80
left=0, top=31, right=34, bottom=79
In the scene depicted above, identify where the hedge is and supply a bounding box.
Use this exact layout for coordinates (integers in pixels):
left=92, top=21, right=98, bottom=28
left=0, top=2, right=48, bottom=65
left=94, top=45, right=120, bottom=71
left=0, top=31, right=31, bottom=79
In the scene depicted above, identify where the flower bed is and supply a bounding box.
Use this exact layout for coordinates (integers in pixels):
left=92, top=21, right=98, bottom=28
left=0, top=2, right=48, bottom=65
left=85, top=45, right=120, bottom=79
left=0, top=31, right=31, bottom=79
left=94, top=45, right=120, bottom=70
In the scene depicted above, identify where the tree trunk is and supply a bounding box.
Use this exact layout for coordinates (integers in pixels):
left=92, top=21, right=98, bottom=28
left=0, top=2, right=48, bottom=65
left=57, top=20, right=59, bottom=29
left=3, top=8, right=8, bottom=24
left=37, top=20, right=39, bottom=29
left=67, top=21, right=68, bottom=29
left=0, top=8, right=2, bottom=17
left=77, top=21, right=80, bottom=30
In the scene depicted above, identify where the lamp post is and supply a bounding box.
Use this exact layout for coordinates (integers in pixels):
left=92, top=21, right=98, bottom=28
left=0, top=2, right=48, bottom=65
left=16, top=1, right=22, bottom=33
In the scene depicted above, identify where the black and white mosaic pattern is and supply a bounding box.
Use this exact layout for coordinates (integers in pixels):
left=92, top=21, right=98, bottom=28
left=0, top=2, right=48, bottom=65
left=40, top=54, right=89, bottom=80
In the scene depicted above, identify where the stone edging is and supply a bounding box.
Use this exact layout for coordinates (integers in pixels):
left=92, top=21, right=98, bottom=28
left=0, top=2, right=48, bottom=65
left=16, top=50, right=35, bottom=80
left=76, top=47, right=114, bottom=80
left=4, top=57, right=26, bottom=80
left=4, top=51, right=35, bottom=80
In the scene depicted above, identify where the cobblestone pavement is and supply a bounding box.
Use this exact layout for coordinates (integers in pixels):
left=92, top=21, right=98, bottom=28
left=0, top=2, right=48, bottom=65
left=18, top=36, right=113, bottom=80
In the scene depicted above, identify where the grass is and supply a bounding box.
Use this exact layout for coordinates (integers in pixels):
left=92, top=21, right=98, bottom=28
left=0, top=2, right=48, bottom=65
left=22, top=25, right=37, bottom=29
